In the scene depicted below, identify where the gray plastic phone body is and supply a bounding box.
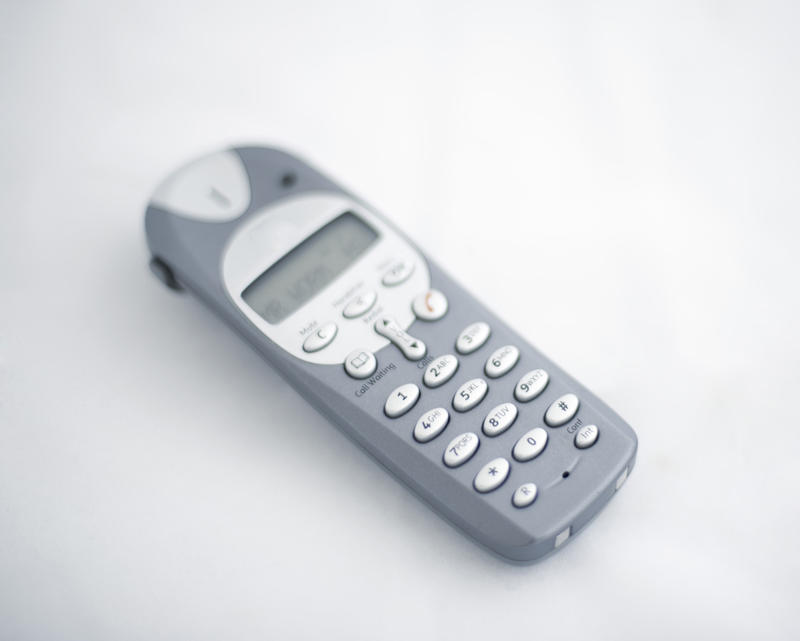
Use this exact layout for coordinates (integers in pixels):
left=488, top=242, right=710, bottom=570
left=144, top=146, right=638, bottom=563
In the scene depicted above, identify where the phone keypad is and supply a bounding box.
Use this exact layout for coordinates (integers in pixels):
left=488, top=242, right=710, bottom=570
left=575, top=424, right=599, bottom=449
left=514, top=369, right=549, bottom=402
left=512, top=483, right=538, bottom=508
left=544, top=393, right=580, bottom=427
left=482, top=402, right=518, bottom=437
left=456, top=322, right=491, bottom=354
left=512, top=428, right=548, bottom=462
left=443, top=432, right=480, bottom=467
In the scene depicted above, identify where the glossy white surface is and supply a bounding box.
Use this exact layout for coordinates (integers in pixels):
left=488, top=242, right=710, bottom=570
left=412, top=289, right=448, bottom=321
left=384, top=383, right=420, bottom=418
left=422, top=354, right=459, bottom=388
left=482, top=402, right=518, bottom=437
left=452, top=378, right=489, bottom=412
left=455, top=321, right=491, bottom=354
left=484, top=344, right=520, bottom=378
left=443, top=432, right=480, bottom=468
left=512, top=483, right=538, bottom=508
left=3, top=3, right=799, bottom=639
left=413, top=407, right=450, bottom=443
left=473, top=457, right=510, bottom=493
left=512, top=428, right=549, bottom=462
left=544, top=393, right=580, bottom=427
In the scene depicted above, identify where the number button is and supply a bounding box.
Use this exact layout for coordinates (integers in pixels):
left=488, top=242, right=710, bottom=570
left=484, top=345, right=519, bottom=378
left=422, top=354, right=459, bottom=388
left=473, top=457, right=510, bottom=493
left=512, top=483, right=538, bottom=508
left=342, top=290, right=377, bottom=318
left=512, top=428, right=548, bottom=462
left=455, top=322, right=491, bottom=354
left=302, top=322, right=338, bottom=353
left=382, top=261, right=415, bottom=286
left=413, top=407, right=450, bottom=443
left=412, top=289, right=448, bottom=321
left=443, top=432, right=480, bottom=468
left=544, top=393, right=580, bottom=427
left=344, top=349, right=377, bottom=379
left=514, top=369, right=549, bottom=402
left=452, top=378, right=489, bottom=412
left=384, top=383, right=421, bottom=418
left=575, top=424, right=599, bottom=449
left=482, top=402, right=518, bottom=437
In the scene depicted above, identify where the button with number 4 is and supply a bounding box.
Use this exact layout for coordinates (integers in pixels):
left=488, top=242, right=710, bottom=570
left=413, top=407, right=450, bottom=443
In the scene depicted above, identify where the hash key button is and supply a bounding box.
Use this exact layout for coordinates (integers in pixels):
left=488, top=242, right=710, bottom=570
left=544, top=393, right=580, bottom=427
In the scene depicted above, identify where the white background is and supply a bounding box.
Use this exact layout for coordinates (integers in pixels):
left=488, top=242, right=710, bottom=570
left=2, top=1, right=799, bottom=639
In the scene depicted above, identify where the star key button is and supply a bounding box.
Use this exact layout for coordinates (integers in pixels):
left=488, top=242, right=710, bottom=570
left=473, top=457, right=510, bottom=493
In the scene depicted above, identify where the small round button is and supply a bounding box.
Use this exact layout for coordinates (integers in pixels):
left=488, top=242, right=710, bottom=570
left=344, top=349, right=377, bottom=379
left=302, top=322, right=338, bottom=353
left=512, top=483, right=538, bottom=508
left=413, top=407, right=450, bottom=443
left=456, top=322, right=491, bottom=354
left=342, top=290, right=377, bottom=319
left=452, top=378, right=489, bottom=412
left=423, top=354, right=459, bottom=388
left=482, top=402, right=518, bottom=437
left=412, top=289, right=448, bottom=321
left=382, top=261, right=415, bottom=286
left=512, top=428, right=548, bottom=462
left=384, top=383, right=421, bottom=418
left=575, top=424, right=599, bottom=449
left=473, top=457, right=510, bottom=493
left=545, top=393, right=580, bottom=427
left=484, top=345, right=520, bottom=378
left=443, top=432, right=480, bottom=468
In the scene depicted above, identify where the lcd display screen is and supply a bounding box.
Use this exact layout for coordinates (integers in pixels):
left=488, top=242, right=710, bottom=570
left=241, top=211, right=378, bottom=324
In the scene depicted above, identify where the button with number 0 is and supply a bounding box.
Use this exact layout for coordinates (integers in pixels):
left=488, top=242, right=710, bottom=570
left=512, top=428, right=548, bottom=462
left=384, top=383, right=421, bottom=418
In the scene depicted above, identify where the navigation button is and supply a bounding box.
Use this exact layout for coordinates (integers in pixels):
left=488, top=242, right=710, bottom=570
left=344, top=349, right=377, bottom=379
left=473, top=457, right=510, bottom=493
left=302, top=322, right=338, bottom=353
left=342, top=290, right=377, bottom=319
left=374, top=316, right=427, bottom=361
left=412, top=289, right=448, bottom=321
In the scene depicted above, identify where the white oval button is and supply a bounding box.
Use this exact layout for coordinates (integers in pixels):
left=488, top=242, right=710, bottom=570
left=474, top=457, right=510, bottom=493
left=443, top=432, right=480, bottom=468
left=482, top=402, right=518, bottom=437
left=423, top=354, right=459, bottom=388
left=512, top=483, right=538, bottom=508
left=452, top=378, right=489, bottom=412
left=384, top=383, right=421, bottom=418
left=302, top=322, right=338, bottom=353
left=344, top=349, right=377, bottom=379
left=575, top=424, right=599, bottom=449
left=484, top=345, right=520, bottom=378
left=545, top=393, right=580, bottom=427
left=413, top=407, right=450, bottom=443
left=342, top=290, right=377, bottom=318
left=412, top=289, right=448, bottom=321
left=382, top=261, right=415, bottom=286
left=455, top=322, right=491, bottom=354
left=514, top=369, right=549, bottom=402
left=513, top=427, right=548, bottom=462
